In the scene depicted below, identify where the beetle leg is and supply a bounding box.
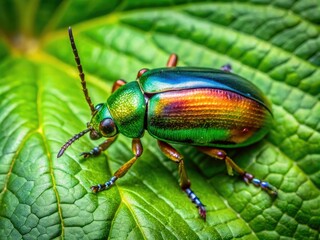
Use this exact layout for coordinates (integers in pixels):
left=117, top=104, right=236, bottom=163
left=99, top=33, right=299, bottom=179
left=80, top=135, right=118, bottom=158
left=166, top=54, right=178, bottom=67
left=197, top=147, right=277, bottom=196
left=91, top=138, right=143, bottom=192
left=112, top=79, right=126, bottom=93
left=158, top=140, right=206, bottom=220
left=221, top=64, right=232, bottom=73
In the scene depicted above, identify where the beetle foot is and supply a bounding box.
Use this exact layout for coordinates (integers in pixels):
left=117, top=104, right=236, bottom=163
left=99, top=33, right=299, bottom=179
left=80, top=147, right=101, bottom=158
left=242, top=172, right=278, bottom=196
left=185, top=188, right=206, bottom=220
left=91, top=176, right=117, bottom=193
left=198, top=205, right=206, bottom=220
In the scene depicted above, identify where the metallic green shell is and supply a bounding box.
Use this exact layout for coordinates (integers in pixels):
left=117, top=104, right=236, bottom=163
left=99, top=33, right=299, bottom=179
left=137, top=67, right=272, bottom=147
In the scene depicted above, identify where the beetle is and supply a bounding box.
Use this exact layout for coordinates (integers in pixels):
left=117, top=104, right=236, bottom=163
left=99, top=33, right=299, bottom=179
left=58, top=27, right=277, bottom=220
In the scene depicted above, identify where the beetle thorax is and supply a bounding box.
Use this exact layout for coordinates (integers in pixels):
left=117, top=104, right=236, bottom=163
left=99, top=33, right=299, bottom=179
left=106, top=81, right=146, bottom=138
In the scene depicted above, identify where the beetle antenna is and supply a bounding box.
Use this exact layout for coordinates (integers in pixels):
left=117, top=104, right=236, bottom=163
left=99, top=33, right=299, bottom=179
left=68, top=27, right=96, bottom=115
left=57, top=128, right=91, bottom=158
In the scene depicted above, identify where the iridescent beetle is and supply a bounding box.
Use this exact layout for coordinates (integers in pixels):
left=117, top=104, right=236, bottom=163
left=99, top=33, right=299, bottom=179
left=58, top=27, right=277, bottom=220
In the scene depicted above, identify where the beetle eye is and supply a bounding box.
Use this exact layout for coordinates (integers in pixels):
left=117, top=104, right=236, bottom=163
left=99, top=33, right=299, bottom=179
left=90, top=130, right=101, bottom=140
left=99, top=118, right=117, bottom=137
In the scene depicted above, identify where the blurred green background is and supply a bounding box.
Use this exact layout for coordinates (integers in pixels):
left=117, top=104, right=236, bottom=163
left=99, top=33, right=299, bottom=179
left=0, top=0, right=319, bottom=239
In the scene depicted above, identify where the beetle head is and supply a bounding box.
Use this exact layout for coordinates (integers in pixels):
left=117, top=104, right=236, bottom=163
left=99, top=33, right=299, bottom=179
left=88, top=103, right=118, bottom=139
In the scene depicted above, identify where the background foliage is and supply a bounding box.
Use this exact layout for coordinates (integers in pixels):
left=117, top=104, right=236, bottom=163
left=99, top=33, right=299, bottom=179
left=0, top=0, right=319, bottom=239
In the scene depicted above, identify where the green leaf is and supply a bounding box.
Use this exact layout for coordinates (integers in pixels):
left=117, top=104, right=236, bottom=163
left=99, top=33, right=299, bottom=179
left=0, top=0, right=319, bottom=239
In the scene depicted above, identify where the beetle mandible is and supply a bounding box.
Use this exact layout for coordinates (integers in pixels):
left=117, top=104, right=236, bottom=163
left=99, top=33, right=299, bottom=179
left=58, top=27, right=277, bottom=220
